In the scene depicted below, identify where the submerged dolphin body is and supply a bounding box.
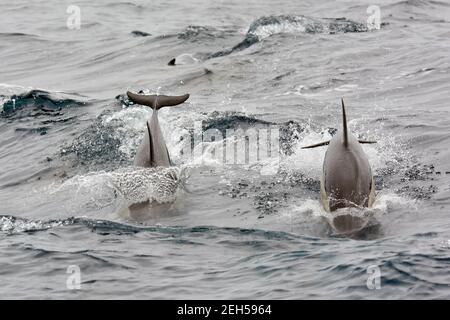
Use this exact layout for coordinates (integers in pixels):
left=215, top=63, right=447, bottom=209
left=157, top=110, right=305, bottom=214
left=122, top=91, right=190, bottom=219
left=302, top=99, right=377, bottom=234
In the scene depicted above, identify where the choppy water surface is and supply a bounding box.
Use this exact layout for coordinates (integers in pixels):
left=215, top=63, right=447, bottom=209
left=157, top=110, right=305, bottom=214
left=1, top=0, right=450, bottom=299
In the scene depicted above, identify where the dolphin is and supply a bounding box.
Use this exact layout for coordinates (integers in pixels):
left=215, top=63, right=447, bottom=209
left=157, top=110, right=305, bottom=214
left=127, top=91, right=190, bottom=168
left=302, top=99, right=377, bottom=233
left=121, top=91, right=189, bottom=219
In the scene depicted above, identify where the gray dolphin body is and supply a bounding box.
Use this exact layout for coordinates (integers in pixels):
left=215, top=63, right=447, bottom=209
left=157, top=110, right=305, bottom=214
left=127, top=91, right=190, bottom=168
left=123, top=91, right=189, bottom=219
left=302, top=99, right=376, bottom=233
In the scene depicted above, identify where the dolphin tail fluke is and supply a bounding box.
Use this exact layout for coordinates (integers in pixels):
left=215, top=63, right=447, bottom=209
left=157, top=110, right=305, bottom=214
left=127, top=91, right=190, bottom=110
left=341, top=98, right=348, bottom=148
left=301, top=140, right=330, bottom=149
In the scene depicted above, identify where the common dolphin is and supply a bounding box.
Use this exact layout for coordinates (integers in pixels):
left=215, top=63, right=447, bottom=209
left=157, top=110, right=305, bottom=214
left=302, top=99, right=377, bottom=233
left=123, top=91, right=189, bottom=219
left=127, top=91, right=190, bottom=168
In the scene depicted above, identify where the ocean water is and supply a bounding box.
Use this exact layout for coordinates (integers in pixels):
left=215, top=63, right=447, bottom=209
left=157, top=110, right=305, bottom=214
left=1, top=0, right=450, bottom=299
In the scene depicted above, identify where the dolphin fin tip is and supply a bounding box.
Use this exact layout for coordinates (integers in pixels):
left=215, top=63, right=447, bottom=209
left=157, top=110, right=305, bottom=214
left=301, top=140, right=330, bottom=149
left=341, top=98, right=348, bottom=148
left=358, top=140, right=377, bottom=144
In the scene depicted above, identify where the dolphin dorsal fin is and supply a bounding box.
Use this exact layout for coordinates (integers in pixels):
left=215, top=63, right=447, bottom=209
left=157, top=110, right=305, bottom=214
left=341, top=98, right=348, bottom=148
left=127, top=91, right=190, bottom=110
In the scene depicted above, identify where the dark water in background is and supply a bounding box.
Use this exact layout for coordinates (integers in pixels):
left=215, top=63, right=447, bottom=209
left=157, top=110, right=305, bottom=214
left=1, top=0, right=450, bottom=299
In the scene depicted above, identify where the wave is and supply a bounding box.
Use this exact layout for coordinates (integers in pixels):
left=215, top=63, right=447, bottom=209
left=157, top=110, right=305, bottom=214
left=60, top=108, right=137, bottom=173
left=208, top=15, right=373, bottom=58
left=387, top=0, right=450, bottom=8
left=203, top=111, right=273, bottom=133
left=247, top=15, right=368, bottom=39
left=0, top=215, right=74, bottom=234
left=0, top=214, right=309, bottom=240
left=0, top=86, right=89, bottom=119
left=166, top=15, right=377, bottom=63
left=177, top=25, right=233, bottom=41
left=104, top=1, right=146, bottom=10
left=59, top=100, right=162, bottom=174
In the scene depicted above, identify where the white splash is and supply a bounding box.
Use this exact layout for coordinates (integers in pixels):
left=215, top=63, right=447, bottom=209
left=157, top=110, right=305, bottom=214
left=0, top=216, right=68, bottom=233
left=172, top=53, right=199, bottom=65
left=281, top=124, right=332, bottom=180
left=249, top=19, right=307, bottom=41
left=102, top=106, right=148, bottom=159
left=48, top=166, right=188, bottom=215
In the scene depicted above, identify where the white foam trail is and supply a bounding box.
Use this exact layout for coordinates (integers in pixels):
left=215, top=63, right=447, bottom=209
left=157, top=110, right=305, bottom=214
left=110, top=166, right=185, bottom=204
left=281, top=124, right=332, bottom=179
left=250, top=20, right=307, bottom=40
left=0, top=216, right=67, bottom=233
left=102, top=106, right=148, bottom=159
left=280, top=198, right=331, bottom=222
left=173, top=53, right=199, bottom=65
left=371, top=192, right=418, bottom=212
left=47, top=166, right=187, bottom=216
left=0, top=83, right=34, bottom=93
left=278, top=190, right=417, bottom=231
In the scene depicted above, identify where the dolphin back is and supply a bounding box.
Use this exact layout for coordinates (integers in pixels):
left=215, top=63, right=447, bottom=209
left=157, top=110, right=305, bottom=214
left=323, top=133, right=373, bottom=211
left=127, top=91, right=190, bottom=109
left=322, top=99, right=375, bottom=211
